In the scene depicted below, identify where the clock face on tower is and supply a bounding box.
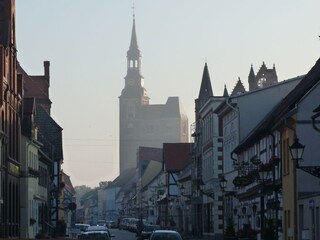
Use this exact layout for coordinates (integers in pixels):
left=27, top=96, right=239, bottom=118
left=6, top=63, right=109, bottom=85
left=257, top=77, right=266, bottom=88
left=128, top=78, right=134, bottom=86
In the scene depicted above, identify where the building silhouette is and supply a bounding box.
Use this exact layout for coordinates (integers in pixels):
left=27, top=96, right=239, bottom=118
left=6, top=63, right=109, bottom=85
left=248, top=62, right=278, bottom=91
left=0, top=0, right=22, bottom=237
left=119, top=16, right=188, bottom=174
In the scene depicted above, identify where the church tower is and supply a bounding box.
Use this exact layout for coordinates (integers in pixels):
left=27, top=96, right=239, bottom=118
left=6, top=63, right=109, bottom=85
left=119, top=15, right=149, bottom=174
left=248, top=62, right=278, bottom=91
left=119, top=15, right=189, bottom=175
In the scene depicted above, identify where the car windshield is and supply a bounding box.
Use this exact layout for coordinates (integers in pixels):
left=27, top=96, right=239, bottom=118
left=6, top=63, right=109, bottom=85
left=79, top=232, right=110, bottom=240
left=86, top=226, right=108, bottom=232
left=151, top=232, right=182, bottom=240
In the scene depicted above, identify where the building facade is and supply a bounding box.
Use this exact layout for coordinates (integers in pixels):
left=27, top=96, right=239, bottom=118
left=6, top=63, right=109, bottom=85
left=0, top=0, right=22, bottom=237
left=18, top=62, right=65, bottom=237
left=193, top=63, right=226, bottom=239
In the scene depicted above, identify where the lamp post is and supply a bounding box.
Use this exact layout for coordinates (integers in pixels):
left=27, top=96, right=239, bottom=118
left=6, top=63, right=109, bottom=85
left=252, top=204, right=257, bottom=231
left=290, top=136, right=305, bottom=240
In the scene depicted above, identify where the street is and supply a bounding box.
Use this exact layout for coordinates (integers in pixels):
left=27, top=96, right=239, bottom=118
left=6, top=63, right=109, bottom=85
left=109, top=228, right=137, bottom=240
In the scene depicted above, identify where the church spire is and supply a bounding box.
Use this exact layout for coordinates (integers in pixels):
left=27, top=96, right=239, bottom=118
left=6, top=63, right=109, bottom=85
left=198, top=62, right=213, bottom=99
left=248, top=64, right=256, bottom=91
left=126, top=14, right=142, bottom=77
left=129, top=16, right=139, bottom=52
left=249, top=64, right=255, bottom=78
left=196, top=62, right=214, bottom=111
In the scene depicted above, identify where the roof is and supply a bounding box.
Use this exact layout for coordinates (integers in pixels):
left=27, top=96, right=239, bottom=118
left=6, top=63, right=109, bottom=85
left=109, top=168, right=136, bottom=188
left=141, top=97, right=186, bottom=119
left=231, top=77, right=246, bottom=96
left=18, top=63, right=50, bottom=100
left=138, top=146, right=162, bottom=162
left=234, top=57, right=320, bottom=153
left=62, top=171, right=76, bottom=195
left=214, top=74, right=304, bottom=116
left=35, top=103, right=63, bottom=162
left=163, top=143, right=193, bottom=172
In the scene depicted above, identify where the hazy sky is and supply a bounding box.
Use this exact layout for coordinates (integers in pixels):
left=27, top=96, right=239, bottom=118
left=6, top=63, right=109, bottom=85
left=16, top=1, right=320, bottom=188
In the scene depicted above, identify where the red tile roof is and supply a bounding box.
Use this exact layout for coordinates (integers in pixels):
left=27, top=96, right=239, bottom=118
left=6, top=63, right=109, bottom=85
left=163, top=143, right=193, bottom=172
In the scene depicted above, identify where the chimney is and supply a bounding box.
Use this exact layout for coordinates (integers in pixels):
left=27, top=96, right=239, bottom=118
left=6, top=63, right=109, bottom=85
left=44, top=61, right=50, bottom=82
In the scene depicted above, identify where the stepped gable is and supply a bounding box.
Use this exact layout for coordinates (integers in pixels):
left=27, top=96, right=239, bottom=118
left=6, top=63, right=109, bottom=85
left=231, top=77, right=246, bottom=96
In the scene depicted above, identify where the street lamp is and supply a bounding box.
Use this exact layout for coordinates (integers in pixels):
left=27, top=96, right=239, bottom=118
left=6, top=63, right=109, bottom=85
left=252, top=204, right=257, bottom=231
left=289, top=136, right=305, bottom=240
left=219, top=175, right=228, bottom=190
left=289, top=137, right=305, bottom=165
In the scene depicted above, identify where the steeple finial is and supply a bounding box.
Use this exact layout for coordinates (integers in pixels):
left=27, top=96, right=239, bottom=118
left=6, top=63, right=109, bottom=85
left=128, top=7, right=139, bottom=52
left=132, top=1, right=135, bottom=20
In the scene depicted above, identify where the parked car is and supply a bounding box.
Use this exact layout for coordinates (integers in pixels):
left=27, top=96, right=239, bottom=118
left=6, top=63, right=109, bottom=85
left=79, top=231, right=111, bottom=240
left=83, top=225, right=114, bottom=239
left=140, top=224, right=161, bottom=239
left=119, top=217, right=136, bottom=230
left=106, top=220, right=116, bottom=228
left=97, top=220, right=107, bottom=227
left=74, top=224, right=90, bottom=239
left=149, top=230, right=183, bottom=240
left=118, top=217, right=131, bottom=230
left=128, top=218, right=139, bottom=232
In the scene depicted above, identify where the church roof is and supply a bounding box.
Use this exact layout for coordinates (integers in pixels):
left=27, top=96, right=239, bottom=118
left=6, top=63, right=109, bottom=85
left=141, top=97, right=186, bottom=119
left=198, top=63, right=213, bottom=99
